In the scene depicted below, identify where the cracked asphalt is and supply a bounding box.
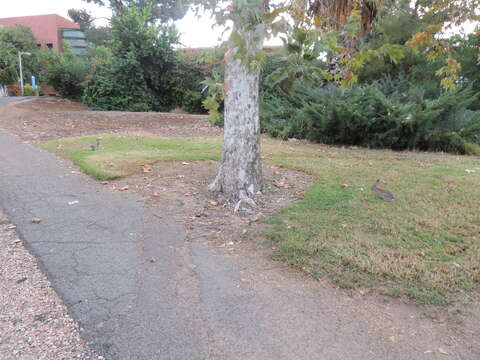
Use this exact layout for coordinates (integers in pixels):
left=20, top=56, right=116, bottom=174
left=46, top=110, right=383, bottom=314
left=0, top=98, right=451, bottom=360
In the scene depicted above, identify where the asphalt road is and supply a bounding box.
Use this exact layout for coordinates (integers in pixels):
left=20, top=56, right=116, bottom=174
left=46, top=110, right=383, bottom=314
left=0, top=97, right=30, bottom=107
left=0, top=97, right=430, bottom=359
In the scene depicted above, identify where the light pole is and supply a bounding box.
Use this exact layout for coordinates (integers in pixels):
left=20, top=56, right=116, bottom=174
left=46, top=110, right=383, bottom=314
left=18, top=52, right=31, bottom=96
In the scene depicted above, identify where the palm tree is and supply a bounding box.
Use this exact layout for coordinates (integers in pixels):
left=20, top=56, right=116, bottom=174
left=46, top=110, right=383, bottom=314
left=304, top=0, right=383, bottom=77
left=309, top=0, right=382, bottom=36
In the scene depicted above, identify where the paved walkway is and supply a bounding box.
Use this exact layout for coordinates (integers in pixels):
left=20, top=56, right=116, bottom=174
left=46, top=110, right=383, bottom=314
left=0, top=98, right=443, bottom=359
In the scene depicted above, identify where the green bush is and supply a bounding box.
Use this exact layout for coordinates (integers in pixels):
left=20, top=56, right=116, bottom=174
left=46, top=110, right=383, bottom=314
left=41, top=45, right=88, bottom=99
left=23, top=84, right=37, bottom=96
left=178, top=89, right=204, bottom=113
left=83, top=52, right=158, bottom=111
left=261, top=82, right=480, bottom=155
left=171, top=48, right=225, bottom=114
left=83, top=7, right=181, bottom=112
left=169, top=56, right=211, bottom=114
left=460, top=113, right=480, bottom=145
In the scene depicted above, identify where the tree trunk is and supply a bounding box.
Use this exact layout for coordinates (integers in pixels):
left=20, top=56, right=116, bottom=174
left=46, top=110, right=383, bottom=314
left=209, top=34, right=264, bottom=205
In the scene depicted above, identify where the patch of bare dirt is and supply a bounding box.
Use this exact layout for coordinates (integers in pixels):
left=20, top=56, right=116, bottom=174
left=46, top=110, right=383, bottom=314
left=109, top=161, right=309, bottom=246
left=0, top=97, right=221, bottom=142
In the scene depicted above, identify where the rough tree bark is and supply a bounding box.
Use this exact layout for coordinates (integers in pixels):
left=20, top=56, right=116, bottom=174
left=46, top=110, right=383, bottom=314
left=209, top=28, right=265, bottom=206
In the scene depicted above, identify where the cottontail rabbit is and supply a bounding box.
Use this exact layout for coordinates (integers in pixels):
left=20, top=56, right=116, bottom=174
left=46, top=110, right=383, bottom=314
left=90, top=138, right=101, bottom=151
left=371, top=179, right=395, bottom=202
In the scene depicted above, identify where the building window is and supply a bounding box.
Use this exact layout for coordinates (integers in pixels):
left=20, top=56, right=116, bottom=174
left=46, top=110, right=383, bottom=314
left=61, top=29, right=88, bottom=56
left=46, top=43, right=53, bottom=49
left=37, top=44, right=41, bottom=48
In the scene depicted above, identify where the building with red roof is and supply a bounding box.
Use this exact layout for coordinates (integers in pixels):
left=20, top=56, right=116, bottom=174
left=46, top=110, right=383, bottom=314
left=0, top=14, right=87, bottom=54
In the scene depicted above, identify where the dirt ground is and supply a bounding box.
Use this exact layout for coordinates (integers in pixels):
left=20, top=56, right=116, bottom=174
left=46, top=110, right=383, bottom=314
left=1, top=97, right=480, bottom=359
left=0, top=97, right=221, bottom=142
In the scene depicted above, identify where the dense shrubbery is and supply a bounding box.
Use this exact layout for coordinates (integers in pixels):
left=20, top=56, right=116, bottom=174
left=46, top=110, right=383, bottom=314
left=261, top=80, right=480, bottom=154
left=83, top=7, right=181, bottom=111
left=257, top=10, right=480, bottom=156
left=22, top=84, right=37, bottom=96
left=41, top=45, right=89, bottom=99
left=82, top=7, right=220, bottom=113
left=171, top=50, right=223, bottom=114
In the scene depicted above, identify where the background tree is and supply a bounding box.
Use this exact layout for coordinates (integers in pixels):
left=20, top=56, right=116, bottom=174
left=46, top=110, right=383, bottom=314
left=68, top=8, right=112, bottom=46
left=309, top=0, right=380, bottom=36
left=0, top=25, right=39, bottom=86
left=83, top=6, right=181, bottom=111
left=82, top=0, right=190, bottom=22
left=68, top=8, right=95, bottom=29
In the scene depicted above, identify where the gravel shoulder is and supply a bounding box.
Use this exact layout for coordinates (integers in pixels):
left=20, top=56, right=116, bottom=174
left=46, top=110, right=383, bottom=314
left=0, top=211, right=99, bottom=360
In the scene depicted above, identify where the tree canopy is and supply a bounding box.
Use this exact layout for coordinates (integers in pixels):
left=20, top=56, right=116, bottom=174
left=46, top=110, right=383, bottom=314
left=83, top=6, right=181, bottom=111
left=68, top=8, right=95, bottom=29
left=82, top=0, right=190, bottom=22
left=0, top=25, right=39, bottom=86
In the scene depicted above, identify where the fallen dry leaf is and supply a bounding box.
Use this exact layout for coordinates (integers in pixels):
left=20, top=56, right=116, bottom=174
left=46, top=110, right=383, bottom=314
left=272, top=181, right=296, bottom=189
left=31, top=218, right=42, bottom=224
left=438, top=348, right=449, bottom=355
left=148, top=257, right=157, bottom=263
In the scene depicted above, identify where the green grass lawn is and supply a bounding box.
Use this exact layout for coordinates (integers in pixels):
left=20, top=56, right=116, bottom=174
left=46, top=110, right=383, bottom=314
left=39, top=134, right=480, bottom=304
left=39, top=134, right=221, bottom=180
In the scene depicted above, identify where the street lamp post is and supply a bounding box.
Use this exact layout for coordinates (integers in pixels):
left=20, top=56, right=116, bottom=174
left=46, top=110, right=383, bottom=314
left=18, top=52, right=31, bottom=96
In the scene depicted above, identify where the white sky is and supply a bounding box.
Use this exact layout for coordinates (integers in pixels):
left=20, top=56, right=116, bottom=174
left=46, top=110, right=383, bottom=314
left=0, top=0, right=225, bottom=48
left=1, top=0, right=476, bottom=47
